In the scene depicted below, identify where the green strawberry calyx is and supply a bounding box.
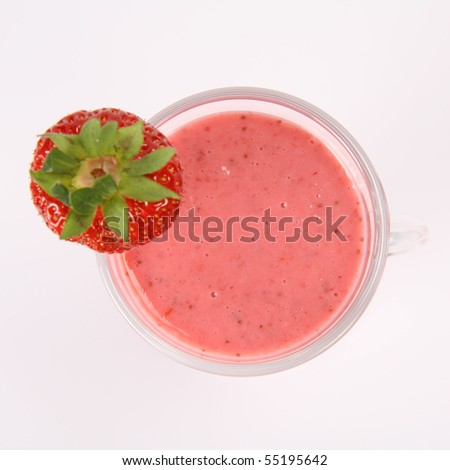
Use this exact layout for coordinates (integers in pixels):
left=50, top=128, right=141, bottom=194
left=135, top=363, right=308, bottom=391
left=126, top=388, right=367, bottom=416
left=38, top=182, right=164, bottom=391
left=30, top=118, right=181, bottom=242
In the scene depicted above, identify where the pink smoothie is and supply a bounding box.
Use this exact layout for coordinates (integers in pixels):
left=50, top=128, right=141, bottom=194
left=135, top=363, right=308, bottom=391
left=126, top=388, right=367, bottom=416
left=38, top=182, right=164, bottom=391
left=120, top=111, right=368, bottom=361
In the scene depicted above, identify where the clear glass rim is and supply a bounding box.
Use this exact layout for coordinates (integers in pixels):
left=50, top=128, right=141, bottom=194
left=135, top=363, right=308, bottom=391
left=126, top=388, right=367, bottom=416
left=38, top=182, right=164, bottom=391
left=97, top=86, right=390, bottom=376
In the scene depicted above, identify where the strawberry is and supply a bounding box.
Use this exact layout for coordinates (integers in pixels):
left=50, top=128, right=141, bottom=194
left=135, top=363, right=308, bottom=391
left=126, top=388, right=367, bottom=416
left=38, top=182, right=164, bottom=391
left=30, top=108, right=183, bottom=253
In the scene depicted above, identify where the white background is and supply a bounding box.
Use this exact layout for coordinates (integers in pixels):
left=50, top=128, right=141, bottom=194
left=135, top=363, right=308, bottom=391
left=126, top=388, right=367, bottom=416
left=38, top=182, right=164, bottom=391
left=1, top=0, right=449, bottom=450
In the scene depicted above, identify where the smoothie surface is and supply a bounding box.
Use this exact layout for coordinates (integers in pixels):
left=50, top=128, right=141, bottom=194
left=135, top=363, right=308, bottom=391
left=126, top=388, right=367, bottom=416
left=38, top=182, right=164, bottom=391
left=122, top=111, right=367, bottom=360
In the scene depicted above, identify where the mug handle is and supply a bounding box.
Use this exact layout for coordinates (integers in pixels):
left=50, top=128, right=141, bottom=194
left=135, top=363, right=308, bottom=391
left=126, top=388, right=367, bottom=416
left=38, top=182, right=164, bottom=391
left=389, top=216, right=428, bottom=256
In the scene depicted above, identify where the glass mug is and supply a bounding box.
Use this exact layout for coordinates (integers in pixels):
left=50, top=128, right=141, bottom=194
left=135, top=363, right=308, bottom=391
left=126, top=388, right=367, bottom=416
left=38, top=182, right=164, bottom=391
left=97, top=87, right=426, bottom=376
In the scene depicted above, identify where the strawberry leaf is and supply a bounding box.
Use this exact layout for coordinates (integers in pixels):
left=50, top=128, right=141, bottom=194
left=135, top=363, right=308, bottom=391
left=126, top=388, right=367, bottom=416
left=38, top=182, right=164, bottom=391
left=93, top=175, right=117, bottom=200
left=41, top=133, right=88, bottom=160
left=125, top=147, right=176, bottom=176
left=60, top=208, right=96, bottom=240
left=30, top=170, right=72, bottom=196
left=115, top=121, right=144, bottom=160
left=102, top=194, right=129, bottom=242
left=99, top=121, right=119, bottom=155
left=119, top=175, right=181, bottom=202
left=42, top=148, right=80, bottom=174
left=79, top=118, right=102, bottom=156
left=50, top=183, right=70, bottom=206
left=70, top=188, right=102, bottom=215
left=70, top=176, right=118, bottom=215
